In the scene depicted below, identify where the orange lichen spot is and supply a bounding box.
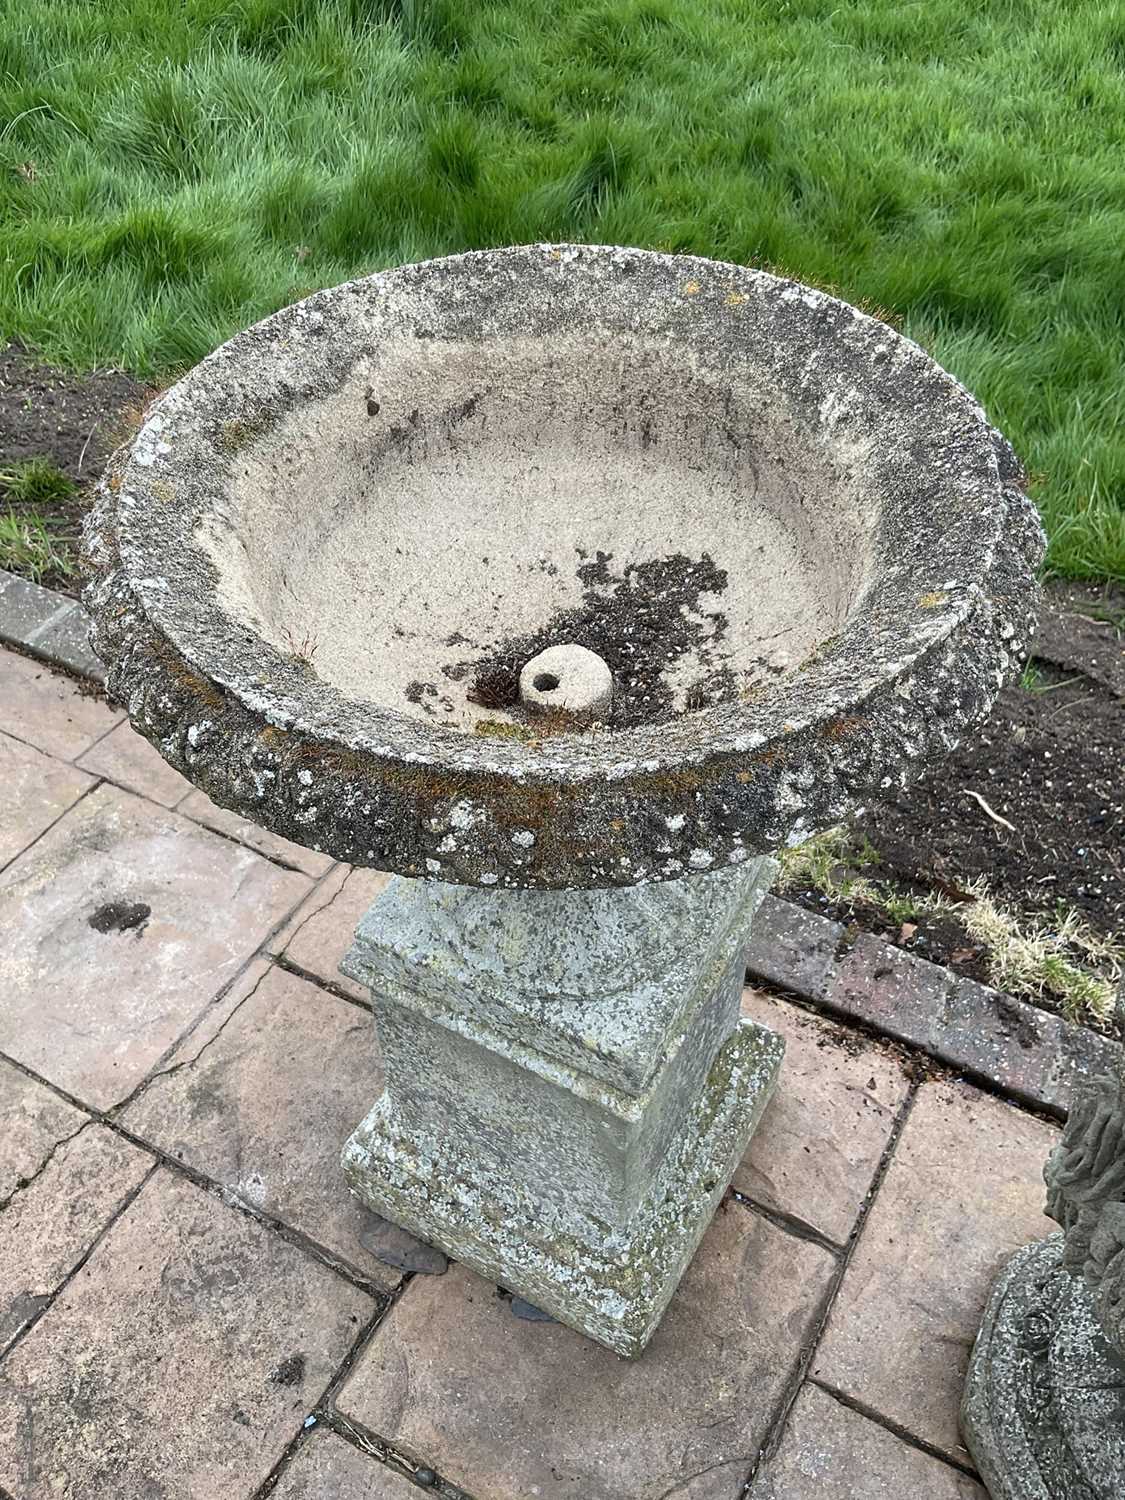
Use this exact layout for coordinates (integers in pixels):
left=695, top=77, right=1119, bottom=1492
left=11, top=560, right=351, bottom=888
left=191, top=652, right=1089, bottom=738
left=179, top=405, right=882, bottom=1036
left=918, top=590, right=947, bottom=609
left=632, top=766, right=705, bottom=798
left=149, top=638, right=225, bottom=713
left=819, top=715, right=866, bottom=742
left=682, top=279, right=701, bottom=295
left=725, top=292, right=748, bottom=307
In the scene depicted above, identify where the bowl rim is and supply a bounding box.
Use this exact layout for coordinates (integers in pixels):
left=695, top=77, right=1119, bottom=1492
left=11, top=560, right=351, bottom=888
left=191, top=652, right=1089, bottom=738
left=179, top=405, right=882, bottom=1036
left=85, top=243, right=1042, bottom=887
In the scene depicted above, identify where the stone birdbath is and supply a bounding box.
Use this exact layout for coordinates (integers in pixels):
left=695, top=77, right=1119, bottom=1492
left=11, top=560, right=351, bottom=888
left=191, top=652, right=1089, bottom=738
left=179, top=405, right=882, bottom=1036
left=85, top=244, right=1042, bottom=1357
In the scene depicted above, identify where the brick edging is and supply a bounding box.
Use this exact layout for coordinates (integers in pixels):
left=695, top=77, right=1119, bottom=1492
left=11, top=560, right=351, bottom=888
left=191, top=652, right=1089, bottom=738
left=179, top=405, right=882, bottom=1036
left=745, top=894, right=1121, bottom=1118
left=0, top=567, right=104, bottom=681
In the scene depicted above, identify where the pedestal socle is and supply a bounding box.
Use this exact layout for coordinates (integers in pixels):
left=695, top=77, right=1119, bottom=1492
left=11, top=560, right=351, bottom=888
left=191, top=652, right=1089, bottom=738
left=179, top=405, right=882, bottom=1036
left=341, top=859, right=783, bottom=1356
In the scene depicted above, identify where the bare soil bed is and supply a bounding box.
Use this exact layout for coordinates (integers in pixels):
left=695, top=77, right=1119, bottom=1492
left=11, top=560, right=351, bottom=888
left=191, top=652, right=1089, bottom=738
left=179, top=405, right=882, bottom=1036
left=787, top=583, right=1123, bottom=1028
left=860, top=591, right=1122, bottom=935
left=0, top=341, right=149, bottom=593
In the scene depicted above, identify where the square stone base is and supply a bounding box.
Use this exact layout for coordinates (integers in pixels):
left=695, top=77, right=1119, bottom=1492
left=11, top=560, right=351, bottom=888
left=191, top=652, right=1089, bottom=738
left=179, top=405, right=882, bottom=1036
left=343, top=1017, right=783, bottom=1358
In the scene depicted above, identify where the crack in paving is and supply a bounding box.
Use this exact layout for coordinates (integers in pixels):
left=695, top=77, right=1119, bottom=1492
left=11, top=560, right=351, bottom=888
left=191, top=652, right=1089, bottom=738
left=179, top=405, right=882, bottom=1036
left=104, top=852, right=332, bottom=1116
left=653, top=1454, right=753, bottom=1500
left=248, top=1298, right=393, bottom=1500
left=272, top=868, right=353, bottom=957
left=806, top=1376, right=982, bottom=1480
left=173, top=810, right=321, bottom=877
left=0, top=774, right=102, bottom=880
left=115, top=1121, right=399, bottom=1302
left=0, top=1160, right=159, bottom=1367
left=273, top=954, right=373, bottom=1013
left=321, top=1408, right=480, bottom=1500
left=0, top=1118, right=93, bottom=1217
left=729, top=1191, right=845, bottom=1258
left=251, top=1293, right=480, bottom=1500
left=0, top=1049, right=397, bottom=1304
left=739, top=1079, right=922, bottom=1496
left=112, top=963, right=275, bottom=1113
left=65, top=709, right=124, bottom=764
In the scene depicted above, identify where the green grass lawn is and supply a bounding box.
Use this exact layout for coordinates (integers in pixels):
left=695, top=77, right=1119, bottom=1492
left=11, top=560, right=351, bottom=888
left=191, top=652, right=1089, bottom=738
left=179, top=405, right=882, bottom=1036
left=2, top=0, right=1123, bottom=579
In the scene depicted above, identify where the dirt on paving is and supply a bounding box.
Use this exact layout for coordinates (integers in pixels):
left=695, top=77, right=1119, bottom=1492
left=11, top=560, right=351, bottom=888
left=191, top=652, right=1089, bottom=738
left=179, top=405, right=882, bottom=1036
left=0, top=341, right=151, bottom=594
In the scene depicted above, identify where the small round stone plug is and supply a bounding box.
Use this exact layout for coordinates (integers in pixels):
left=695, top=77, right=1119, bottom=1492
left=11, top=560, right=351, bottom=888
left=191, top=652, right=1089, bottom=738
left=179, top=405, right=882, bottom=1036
left=518, top=644, right=613, bottom=723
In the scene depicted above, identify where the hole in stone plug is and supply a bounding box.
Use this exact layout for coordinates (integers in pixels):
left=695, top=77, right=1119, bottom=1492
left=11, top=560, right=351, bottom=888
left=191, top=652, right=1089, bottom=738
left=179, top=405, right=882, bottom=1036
left=534, top=672, right=560, bottom=692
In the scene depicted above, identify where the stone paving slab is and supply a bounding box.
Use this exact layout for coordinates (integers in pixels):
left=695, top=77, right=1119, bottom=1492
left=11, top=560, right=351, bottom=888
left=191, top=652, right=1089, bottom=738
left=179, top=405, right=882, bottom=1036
left=0, top=644, right=120, bottom=760
left=0, top=645, right=1098, bottom=1497
left=76, top=717, right=192, bottom=808
left=826, top=934, right=1124, bottom=1117
left=0, top=1124, right=151, bottom=1351
left=177, top=787, right=336, bottom=877
left=270, top=867, right=392, bottom=998
left=123, top=961, right=400, bottom=1291
left=270, top=1431, right=421, bottom=1500
left=0, top=730, right=94, bottom=871
left=750, top=1382, right=986, bottom=1497
left=0, top=1170, right=373, bottom=1500
left=267, top=864, right=350, bottom=955
left=0, top=784, right=310, bottom=1109
left=0, top=1062, right=88, bottom=1202
left=812, top=1078, right=1057, bottom=1466
left=338, top=1205, right=837, bottom=1500
left=735, top=990, right=909, bottom=1244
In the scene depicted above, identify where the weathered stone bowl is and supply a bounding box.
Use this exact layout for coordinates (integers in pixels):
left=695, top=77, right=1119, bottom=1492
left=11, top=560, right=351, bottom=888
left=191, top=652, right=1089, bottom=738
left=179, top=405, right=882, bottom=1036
left=85, top=244, right=1043, bottom=889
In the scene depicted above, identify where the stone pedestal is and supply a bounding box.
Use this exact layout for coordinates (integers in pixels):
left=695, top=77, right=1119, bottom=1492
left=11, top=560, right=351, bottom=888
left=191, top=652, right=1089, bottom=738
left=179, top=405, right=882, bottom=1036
left=341, top=859, right=784, bottom=1357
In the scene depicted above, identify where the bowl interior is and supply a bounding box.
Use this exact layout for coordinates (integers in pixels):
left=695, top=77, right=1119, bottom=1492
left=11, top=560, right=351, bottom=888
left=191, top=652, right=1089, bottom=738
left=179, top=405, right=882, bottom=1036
left=202, top=331, right=875, bottom=730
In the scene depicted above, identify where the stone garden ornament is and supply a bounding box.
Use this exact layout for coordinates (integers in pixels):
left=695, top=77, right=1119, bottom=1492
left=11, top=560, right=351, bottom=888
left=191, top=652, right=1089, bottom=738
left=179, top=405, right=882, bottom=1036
left=85, top=244, right=1041, bottom=1356
left=963, top=1063, right=1125, bottom=1498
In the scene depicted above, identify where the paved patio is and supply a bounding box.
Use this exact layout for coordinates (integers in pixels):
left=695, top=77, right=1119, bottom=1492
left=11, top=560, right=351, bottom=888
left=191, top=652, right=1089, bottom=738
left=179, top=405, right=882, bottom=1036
left=0, top=644, right=1059, bottom=1499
